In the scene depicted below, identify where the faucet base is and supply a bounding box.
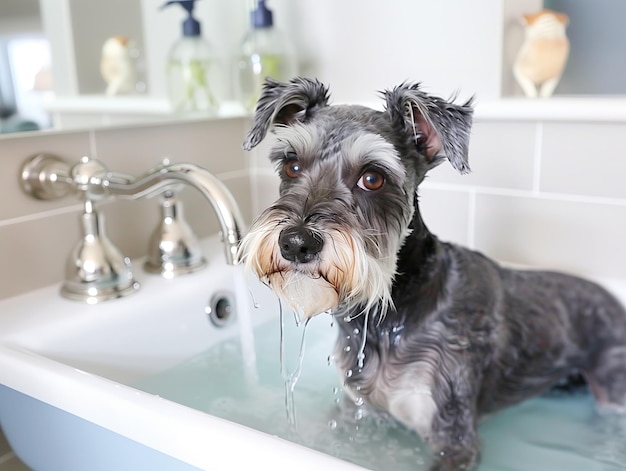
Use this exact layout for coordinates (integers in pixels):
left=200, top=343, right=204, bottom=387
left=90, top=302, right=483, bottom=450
left=61, top=281, right=140, bottom=304
left=61, top=203, right=141, bottom=303
left=143, top=258, right=207, bottom=278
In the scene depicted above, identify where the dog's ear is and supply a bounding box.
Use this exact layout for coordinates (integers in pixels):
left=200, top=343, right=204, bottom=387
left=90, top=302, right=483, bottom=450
left=243, top=77, right=331, bottom=150
left=384, top=83, right=474, bottom=174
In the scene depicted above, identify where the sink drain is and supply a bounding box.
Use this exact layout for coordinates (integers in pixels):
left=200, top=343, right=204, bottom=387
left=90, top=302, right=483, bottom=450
left=205, top=292, right=236, bottom=327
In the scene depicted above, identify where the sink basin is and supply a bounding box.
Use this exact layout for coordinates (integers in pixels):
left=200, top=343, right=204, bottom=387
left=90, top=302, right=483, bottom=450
left=0, top=234, right=362, bottom=471
left=2, top=233, right=626, bottom=471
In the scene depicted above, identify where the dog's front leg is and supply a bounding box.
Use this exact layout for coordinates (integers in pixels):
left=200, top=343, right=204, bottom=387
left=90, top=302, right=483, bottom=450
left=428, top=390, right=480, bottom=471
left=386, top=372, right=480, bottom=470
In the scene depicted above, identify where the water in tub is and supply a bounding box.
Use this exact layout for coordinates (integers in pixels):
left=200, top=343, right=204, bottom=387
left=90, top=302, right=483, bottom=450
left=136, top=273, right=626, bottom=471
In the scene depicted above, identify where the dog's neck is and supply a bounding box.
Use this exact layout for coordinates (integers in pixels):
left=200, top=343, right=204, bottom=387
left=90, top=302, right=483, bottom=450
left=337, top=204, right=448, bottom=333
left=395, top=206, right=440, bottom=276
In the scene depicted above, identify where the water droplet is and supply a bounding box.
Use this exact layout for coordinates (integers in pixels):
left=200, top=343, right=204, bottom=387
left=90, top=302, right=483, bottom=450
left=355, top=385, right=362, bottom=391
left=354, top=397, right=364, bottom=406
left=354, top=408, right=364, bottom=421
left=327, top=354, right=335, bottom=366
left=344, top=345, right=351, bottom=352
left=346, top=369, right=353, bottom=378
left=328, top=419, right=337, bottom=430
left=332, top=387, right=339, bottom=395
left=343, top=316, right=352, bottom=322
left=353, top=328, right=360, bottom=335
left=357, top=351, right=365, bottom=369
left=248, top=289, right=260, bottom=309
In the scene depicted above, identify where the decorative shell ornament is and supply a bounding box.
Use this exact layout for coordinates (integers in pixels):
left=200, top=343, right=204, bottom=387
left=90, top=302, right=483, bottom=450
left=513, top=10, right=570, bottom=98
left=100, top=36, right=139, bottom=96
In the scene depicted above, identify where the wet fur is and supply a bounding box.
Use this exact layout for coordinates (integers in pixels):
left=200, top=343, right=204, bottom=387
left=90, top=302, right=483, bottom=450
left=240, top=77, right=626, bottom=470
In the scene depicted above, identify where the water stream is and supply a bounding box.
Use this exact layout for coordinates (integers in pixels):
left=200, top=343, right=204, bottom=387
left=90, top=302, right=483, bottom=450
left=279, top=298, right=309, bottom=431
left=231, top=265, right=258, bottom=386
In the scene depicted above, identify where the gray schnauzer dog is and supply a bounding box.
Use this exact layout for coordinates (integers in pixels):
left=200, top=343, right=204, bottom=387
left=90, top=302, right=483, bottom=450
left=239, top=77, right=626, bottom=471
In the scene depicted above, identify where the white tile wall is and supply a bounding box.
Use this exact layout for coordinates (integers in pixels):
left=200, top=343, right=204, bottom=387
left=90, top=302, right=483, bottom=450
left=540, top=122, right=626, bottom=199
left=418, top=187, right=472, bottom=246
left=423, top=119, right=626, bottom=281
left=473, top=193, right=626, bottom=279
left=428, top=121, right=538, bottom=191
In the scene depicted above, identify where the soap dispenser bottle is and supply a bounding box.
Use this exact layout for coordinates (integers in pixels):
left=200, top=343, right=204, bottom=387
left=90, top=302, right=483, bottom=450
left=236, top=0, right=297, bottom=111
left=161, top=0, right=221, bottom=113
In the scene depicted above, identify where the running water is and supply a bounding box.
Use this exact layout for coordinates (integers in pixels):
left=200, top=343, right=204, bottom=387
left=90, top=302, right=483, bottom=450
left=279, top=299, right=310, bottom=430
left=231, top=265, right=258, bottom=385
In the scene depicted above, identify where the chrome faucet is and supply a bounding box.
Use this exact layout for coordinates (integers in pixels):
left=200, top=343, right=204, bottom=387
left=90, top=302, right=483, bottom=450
left=20, top=153, right=245, bottom=302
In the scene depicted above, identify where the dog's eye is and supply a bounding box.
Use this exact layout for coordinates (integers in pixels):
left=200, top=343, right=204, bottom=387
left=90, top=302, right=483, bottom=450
left=357, top=170, right=385, bottom=191
left=284, top=159, right=302, bottom=178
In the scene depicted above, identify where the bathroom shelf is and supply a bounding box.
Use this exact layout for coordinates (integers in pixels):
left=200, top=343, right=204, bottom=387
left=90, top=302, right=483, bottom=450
left=43, top=96, right=248, bottom=129
left=474, top=97, right=626, bottom=122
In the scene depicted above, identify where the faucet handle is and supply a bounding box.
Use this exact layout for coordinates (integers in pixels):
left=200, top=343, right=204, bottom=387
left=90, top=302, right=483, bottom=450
left=20, top=153, right=122, bottom=202
left=20, top=153, right=73, bottom=200
left=144, top=190, right=207, bottom=278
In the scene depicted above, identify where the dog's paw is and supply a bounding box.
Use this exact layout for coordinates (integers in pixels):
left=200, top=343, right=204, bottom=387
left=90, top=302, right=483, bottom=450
left=429, top=446, right=479, bottom=471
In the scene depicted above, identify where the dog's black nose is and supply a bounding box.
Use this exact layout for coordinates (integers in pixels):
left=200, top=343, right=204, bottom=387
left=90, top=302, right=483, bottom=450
left=278, top=227, right=324, bottom=263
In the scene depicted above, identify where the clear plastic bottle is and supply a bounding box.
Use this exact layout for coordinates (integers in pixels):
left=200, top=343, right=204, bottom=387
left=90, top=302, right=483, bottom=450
left=162, top=0, right=221, bottom=113
left=235, top=0, right=297, bottom=111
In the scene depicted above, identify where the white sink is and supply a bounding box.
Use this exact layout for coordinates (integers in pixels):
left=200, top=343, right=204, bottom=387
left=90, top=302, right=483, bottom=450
left=3, top=234, right=626, bottom=471
left=0, top=234, right=363, bottom=471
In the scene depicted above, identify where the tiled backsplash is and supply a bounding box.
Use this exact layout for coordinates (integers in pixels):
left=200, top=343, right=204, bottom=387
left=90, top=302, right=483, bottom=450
left=1, top=111, right=625, bottom=301
left=421, top=118, right=626, bottom=282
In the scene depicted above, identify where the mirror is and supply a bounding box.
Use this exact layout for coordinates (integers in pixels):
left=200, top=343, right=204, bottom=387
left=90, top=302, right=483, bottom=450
left=3, top=0, right=623, bottom=136
left=0, top=0, right=52, bottom=133
left=0, top=0, right=251, bottom=135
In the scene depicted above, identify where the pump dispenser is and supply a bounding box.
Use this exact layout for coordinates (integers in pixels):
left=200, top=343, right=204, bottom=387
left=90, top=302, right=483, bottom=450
left=161, top=0, right=221, bottom=112
left=236, top=0, right=297, bottom=111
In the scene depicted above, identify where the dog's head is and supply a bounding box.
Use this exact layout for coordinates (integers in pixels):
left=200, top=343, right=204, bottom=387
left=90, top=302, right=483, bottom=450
left=239, top=77, right=473, bottom=320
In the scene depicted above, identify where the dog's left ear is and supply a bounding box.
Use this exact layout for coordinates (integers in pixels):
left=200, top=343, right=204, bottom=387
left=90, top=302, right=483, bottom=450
left=243, top=76, right=330, bottom=150
left=384, top=83, right=474, bottom=174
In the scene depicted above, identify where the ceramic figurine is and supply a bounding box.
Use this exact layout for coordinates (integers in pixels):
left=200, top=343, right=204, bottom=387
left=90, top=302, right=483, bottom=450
left=100, top=36, right=138, bottom=96
left=513, top=10, right=570, bottom=98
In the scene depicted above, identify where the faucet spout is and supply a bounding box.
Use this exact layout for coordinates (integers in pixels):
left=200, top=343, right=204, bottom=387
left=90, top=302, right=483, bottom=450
left=104, top=162, right=245, bottom=265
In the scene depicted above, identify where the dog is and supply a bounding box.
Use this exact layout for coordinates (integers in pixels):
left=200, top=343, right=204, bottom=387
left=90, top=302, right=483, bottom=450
left=238, top=77, right=626, bottom=471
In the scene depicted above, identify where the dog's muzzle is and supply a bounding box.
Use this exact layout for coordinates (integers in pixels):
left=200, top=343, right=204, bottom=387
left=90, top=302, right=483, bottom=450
left=240, top=211, right=394, bottom=320
left=278, top=226, right=324, bottom=264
